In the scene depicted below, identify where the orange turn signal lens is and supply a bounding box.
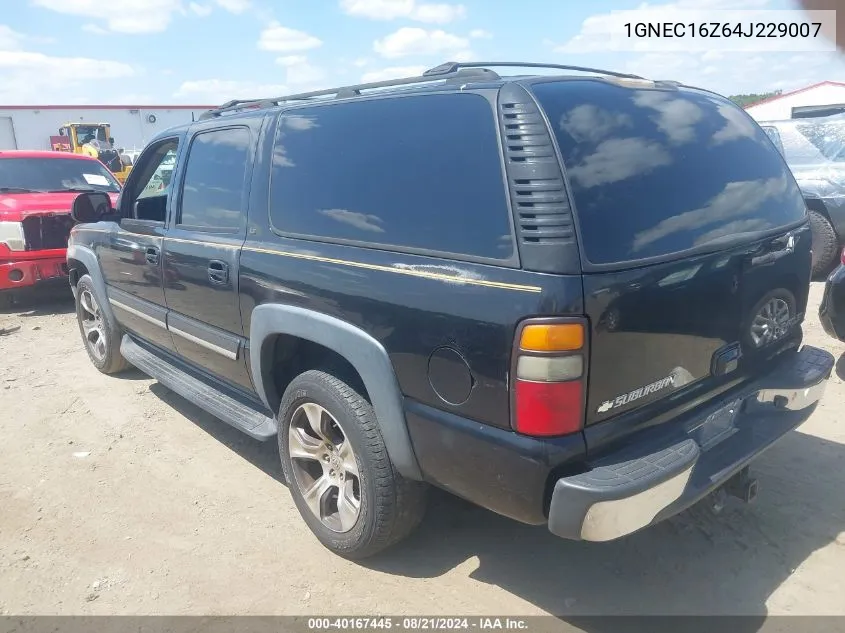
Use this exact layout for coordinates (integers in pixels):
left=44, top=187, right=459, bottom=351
left=520, top=323, right=584, bottom=352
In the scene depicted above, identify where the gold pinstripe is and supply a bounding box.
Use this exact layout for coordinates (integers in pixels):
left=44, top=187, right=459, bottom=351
left=74, top=233, right=542, bottom=293
left=242, top=245, right=542, bottom=292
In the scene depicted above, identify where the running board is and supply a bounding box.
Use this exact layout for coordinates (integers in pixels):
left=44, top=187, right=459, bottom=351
left=120, top=335, right=277, bottom=441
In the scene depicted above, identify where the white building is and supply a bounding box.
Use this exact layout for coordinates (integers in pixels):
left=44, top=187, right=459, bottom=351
left=744, top=81, right=845, bottom=121
left=0, top=104, right=214, bottom=153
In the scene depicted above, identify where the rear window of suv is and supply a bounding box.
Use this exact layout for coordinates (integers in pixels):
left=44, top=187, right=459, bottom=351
left=532, top=81, right=807, bottom=265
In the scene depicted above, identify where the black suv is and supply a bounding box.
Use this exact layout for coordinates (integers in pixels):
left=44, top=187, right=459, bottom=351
left=67, top=62, right=835, bottom=559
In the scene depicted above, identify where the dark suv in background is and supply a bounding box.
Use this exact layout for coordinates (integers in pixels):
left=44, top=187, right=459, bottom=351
left=760, top=115, right=845, bottom=276
left=67, top=62, right=834, bottom=559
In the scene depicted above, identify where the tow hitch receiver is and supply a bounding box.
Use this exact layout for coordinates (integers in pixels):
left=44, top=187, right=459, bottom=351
left=725, top=467, right=759, bottom=504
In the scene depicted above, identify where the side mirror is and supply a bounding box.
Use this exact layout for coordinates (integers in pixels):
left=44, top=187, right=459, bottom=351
left=109, top=137, right=115, bottom=145
left=71, top=192, right=113, bottom=224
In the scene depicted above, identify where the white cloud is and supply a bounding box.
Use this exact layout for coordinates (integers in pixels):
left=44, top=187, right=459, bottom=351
left=342, top=0, right=415, bottom=19
left=82, top=23, right=109, bottom=34
left=410, top=3, right=466, bottom=23
left=361, top=65, right=426, bottom=82
left=0, top=49, right=135, bottom=103
left=215, top=0, right=250, bottom=13
left=632, top=176, right=789, bottom=251
left=189, top=2, right=213, bottom=16
left=340, top=0, right=466, bottom=23
left=276, top=55, right=307, bottom=67
left=469, top=28, right=491, bottom=39
left=276, top=56, right=327, bottom=87
left=174, top=78, right=289, bottom=104
left=373, top=27, right=469, bottom=58
left=0, top=25, right=24, bottom=50
left=353, top=57, right=371, bottom=67
left=559, top=105, right=632, bottom=144
left=258, top=22, right=322, bottom=52
left=319, top=209, right=385, bottom=233
left=711, top=101, right=759, bottom=144
left=633, top=91, right=704, bottom=144
left=31, top=0, right=182, bottom=34
left=566, top=137, right=672, bottom=189
left=621, top=50, right=845, bottom=97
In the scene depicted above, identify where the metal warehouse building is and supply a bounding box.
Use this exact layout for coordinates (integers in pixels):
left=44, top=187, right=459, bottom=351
left=0, top=105, right=214, bottom=154
left=744, top=81, right=845, bottom=121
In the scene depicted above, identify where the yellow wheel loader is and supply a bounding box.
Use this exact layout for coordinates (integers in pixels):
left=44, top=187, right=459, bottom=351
left=51, top=123, right=133, bottom=185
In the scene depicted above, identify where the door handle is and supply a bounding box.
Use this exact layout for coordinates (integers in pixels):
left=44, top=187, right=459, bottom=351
left=145, top=246, right=159, bottom=265
left=208, top=260, right=229, bottom=285
left=750, top=233, right=795, bottom=266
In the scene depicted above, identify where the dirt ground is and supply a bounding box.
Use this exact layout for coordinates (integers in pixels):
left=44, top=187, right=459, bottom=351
left=0, top=282, right=844, bottom=617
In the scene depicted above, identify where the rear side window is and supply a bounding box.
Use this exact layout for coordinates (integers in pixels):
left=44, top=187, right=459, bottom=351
left=178, top=127, right=251, bottom=231
left=532, top=81, right=807, bottom=265
left=269, top=93, right=515, bottom=260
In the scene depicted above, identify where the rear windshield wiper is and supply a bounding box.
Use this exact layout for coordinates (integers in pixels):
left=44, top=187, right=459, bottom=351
left=0, top=187, right=43, bottom=193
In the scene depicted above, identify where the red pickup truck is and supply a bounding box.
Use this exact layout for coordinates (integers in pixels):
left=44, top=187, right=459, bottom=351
left=1, top=150, right=120, bottom=306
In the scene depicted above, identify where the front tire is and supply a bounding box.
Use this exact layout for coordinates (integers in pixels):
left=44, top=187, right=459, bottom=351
left=74, top=275, right=129, bottom=374
left=278, top=369, right=427, bottom=559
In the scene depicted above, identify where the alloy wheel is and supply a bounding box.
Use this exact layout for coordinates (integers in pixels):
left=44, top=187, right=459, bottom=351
left=750, top=297, right=791, bottom=348
left=288, top=402, right=362, bottom=533
left=79, top=289, right=107, bottom=361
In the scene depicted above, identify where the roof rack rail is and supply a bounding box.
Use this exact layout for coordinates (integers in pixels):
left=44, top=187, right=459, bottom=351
left=198, top=66, right=500, bottom=120
left=197, top=61, right=645, bottom=120
left=423, top=61, right=644, bottom=80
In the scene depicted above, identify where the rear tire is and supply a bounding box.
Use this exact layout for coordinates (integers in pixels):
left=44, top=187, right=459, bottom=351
left=74, top=275, right=129, bottom=374
left=808, top=210, right=838, bottom=277
left=278, top=369, right=427, bottom=559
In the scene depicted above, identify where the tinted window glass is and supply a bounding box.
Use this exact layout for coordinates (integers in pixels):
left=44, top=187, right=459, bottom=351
left=0, top=157, right=120, bottom=193
left=269, top=94, right=514, bottom=260
left=532, top=81, right=806, bottom=265
left=179, top=127, right=251, bottom=230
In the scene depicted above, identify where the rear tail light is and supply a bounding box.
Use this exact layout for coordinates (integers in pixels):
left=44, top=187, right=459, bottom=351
left=841, top=247, right=845, bottom=267
left=512, top=320, right=587, bottom=437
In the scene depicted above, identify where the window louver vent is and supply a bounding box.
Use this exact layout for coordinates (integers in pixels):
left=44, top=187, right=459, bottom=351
left=499, top=99, right=575, bottom=246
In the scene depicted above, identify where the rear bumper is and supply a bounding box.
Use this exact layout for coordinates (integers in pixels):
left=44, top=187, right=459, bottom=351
left=0, top=252, right=68, bottom=291
left=548, top=345, right=834, bottom=542
left=819, top=264, right=845, bottom=341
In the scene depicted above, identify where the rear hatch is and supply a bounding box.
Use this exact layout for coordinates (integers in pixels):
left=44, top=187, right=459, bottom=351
left=531, top=79, right=810, bottom=429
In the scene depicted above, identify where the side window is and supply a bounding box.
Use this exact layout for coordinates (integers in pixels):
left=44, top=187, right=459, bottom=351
left=269, top=94, right=515, bottom=261
left=137, top=148, right=177, bottom=200
left=126, top=139, right=179, bottom=223
left=762, top=126, right=785, bottom=155
left=178, top=127, right=251, bottom=231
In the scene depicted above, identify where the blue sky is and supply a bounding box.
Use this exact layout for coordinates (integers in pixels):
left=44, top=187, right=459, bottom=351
left=0, top=0, right=842, bottom=105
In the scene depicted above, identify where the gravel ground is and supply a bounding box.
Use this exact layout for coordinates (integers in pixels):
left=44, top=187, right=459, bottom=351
left=0, top=282, right=843, bottom=617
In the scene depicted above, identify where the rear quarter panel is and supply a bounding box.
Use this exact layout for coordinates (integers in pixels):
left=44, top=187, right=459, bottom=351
left=239, top=110, right=584, bottom=431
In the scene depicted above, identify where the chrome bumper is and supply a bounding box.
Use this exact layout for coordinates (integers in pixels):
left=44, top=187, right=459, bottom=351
left=548, top=345, right=834, bottom=542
